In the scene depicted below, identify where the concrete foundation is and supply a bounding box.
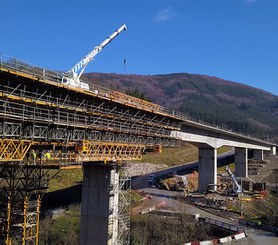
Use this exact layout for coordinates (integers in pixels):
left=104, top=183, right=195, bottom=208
left=80, top=164, right=119, bottom=245
left=198, top=147, right=217, bottom=193
left=253, top=149, right=264, bottom=161
left=235, top=148, right=248, bottom=177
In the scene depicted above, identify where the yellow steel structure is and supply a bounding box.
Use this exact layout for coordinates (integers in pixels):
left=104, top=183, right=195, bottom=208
left=75, top=141, right=145, bottom=162
left=0, top=55, right=175, bottom=245
left=5, top=193, right=12, bottom=245
left=0, top=139, right=32, bottom=162
left=0, top=166, right=48, bottom=245
left=0, top=139, right=145, bottom=164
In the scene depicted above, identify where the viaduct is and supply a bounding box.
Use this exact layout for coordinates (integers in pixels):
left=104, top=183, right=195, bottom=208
left=0, top=54, right=276, bottom=244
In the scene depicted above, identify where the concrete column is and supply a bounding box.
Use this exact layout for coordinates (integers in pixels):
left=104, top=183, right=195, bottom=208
left=80, top=164, right=119, bottom=245
left=271, top=146, right=277, bottom=156
left=235, top=148, right=248, bottom=177
left=253, top=149, right=264, bottom=161
left=198, top=147, right=217, bottom=193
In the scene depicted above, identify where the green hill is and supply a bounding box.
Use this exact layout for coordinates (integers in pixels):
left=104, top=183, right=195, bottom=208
left=83, top=72, right=278, bottom=143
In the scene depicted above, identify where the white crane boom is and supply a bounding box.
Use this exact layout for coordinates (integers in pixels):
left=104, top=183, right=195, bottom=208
left=225, top=166, right=242, bottom=193
left=62, top=24, right=127, bottom=90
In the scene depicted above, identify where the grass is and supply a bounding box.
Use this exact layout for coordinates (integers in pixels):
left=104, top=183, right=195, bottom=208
left=141, top=143, right=198, bottom=166
left=40, top=204, right=80, bottom=245
left=131, top=190, right=144, bottom=208
left=217, top=146, right=232, bottom=155
left=48, top=169, right=83, bottom=192
left=218, top=163, right=235, bottom=174
left=140, top=144, right=233, bottom=167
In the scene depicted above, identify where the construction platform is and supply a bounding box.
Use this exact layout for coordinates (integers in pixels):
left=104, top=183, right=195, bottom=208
left=0, top=54, right=184, bottom=245
left=0, top=54, right=183, bottom=166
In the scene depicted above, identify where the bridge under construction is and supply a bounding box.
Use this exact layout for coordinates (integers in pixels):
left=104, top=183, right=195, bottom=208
left=0, top=53, right=184, bottom=244
left=0, top=28, right=276, bottom=245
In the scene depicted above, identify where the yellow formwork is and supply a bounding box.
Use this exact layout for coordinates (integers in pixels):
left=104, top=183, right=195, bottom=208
left=0, top=139, right=32, bottom=161
left=75, top=140, right=145, bottom=162
left=0, top=139, right=145, bottom=165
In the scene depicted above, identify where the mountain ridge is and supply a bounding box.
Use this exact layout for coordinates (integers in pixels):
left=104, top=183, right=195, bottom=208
left=82, top=72, right=278, bottom=143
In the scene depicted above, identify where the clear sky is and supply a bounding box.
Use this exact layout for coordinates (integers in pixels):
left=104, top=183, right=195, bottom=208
left=1, top=0, right=278, bottom=95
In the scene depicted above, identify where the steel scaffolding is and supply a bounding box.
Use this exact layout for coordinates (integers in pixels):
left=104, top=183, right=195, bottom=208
left=107, top=165, right=131, bottom=245
left=118, top=167, right=131, bottom=245
left=0, top=164, right=49, bottom=244
left=0, top=54, right=183, bottom=244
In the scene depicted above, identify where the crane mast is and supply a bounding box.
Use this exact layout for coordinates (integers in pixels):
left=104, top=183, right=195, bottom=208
left=62, top=24, right=127, bottom=90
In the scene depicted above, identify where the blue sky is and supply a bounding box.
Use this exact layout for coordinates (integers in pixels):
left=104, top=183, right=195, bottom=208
left=1, top=0, right=278, bottom=95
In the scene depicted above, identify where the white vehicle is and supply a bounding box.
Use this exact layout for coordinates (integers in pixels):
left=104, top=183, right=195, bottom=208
left=62, top=24, right=127, bottom=89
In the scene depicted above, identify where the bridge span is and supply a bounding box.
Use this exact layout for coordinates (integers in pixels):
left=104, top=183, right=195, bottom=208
left=0, top=55, right=276, bottom=244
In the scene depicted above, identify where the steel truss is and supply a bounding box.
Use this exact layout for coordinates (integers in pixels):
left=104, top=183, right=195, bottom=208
left=75, top=141, right=145, bottom=162
left=0, top=79, right=181, bottom=139
left=0, top=138, right=146, bottom=166
left=0, top=54, right=186, bottom=121
left=0, top=164, right=50, bottom=245
left=0, top=140, right=32, bottom=162
left=0, top=54, right=183, bottom=245
left=0, top=121, right=178, bottom=147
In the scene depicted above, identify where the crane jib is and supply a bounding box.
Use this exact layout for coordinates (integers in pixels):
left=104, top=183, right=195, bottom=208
left=62, top=24, right=127, bottom=90
left=68, top=24, right=127, bottom=76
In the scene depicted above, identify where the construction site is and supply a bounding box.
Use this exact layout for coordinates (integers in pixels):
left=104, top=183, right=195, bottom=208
left=0, top=23, right=277, bottom=245
left=128, top=151, right=278, bottom=244
left=0, top=25, right=185, bottom=245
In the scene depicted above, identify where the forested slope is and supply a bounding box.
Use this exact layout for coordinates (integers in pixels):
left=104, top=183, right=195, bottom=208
left=83, top=72, right=278, bottom=143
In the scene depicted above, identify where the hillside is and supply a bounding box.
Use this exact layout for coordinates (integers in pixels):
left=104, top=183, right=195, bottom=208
left=82, top=72, right=278, bottom=143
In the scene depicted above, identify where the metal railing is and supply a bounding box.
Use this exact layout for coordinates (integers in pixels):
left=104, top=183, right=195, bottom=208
left=204, top=217, right=242, bottom=232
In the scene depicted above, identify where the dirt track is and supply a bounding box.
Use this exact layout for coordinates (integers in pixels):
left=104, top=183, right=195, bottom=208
left=135, top=187, right=278, bottom=244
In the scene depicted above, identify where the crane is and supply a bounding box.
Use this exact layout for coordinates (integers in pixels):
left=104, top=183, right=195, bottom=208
left=62, top=24, right=127, bottom=90
left=225, top=166, right=242, bottom=194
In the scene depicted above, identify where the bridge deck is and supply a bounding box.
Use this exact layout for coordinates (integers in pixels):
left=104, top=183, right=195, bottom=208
left=0, top=54, right=274, bottom=166
left=0, top=55, right=183, bottom=165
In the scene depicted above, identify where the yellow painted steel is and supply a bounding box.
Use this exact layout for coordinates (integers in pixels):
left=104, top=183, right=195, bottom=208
left=35, top=195, right=41, bottom=245
left=5, top=193, right=12, bottom=245
left=0, top=68, right=180, bottom=120
left=0, top=139, right=32, bottom=161
left=0, top=140, right=144, bottom=167
left=75, top=140, right=145, bottom=162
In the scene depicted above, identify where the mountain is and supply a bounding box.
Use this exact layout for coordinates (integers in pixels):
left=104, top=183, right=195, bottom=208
left=82, top=72, right=278, bottom=143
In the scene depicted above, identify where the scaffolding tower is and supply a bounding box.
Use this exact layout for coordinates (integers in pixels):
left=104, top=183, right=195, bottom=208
left=107, top=164, right=131, bottom=245
left=118, top=166, right=131, bottom=245
left=0, top=164, right=50, bottom=245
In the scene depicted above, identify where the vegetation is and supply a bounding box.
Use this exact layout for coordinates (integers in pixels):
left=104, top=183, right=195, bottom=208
left=141, top=145, right=231, bottom=166
left=126, top=88, right=151, bottom=102
left=141, top=144, right=198, bottom=166
left=130, top=214, right=230, bottom=244
left=84, top=72, right=278, bottom=143
left=241, top=193, right=278, bottom=227
left=130, top=190, right=144, bottom=208
left=40, top=204, right=80, bottom=245
left=48, top=169, right=83, bottom=192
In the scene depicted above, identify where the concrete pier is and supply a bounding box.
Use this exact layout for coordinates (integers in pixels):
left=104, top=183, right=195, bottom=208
left=235, top=148, right=248, bottom=177
left=271, top=146, right=277, bottom=156
left=198, top=147, right=217, bottom=193
left=253, top=149, right=264, bottom=161
left=80, top=164, right=119, bottom=245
